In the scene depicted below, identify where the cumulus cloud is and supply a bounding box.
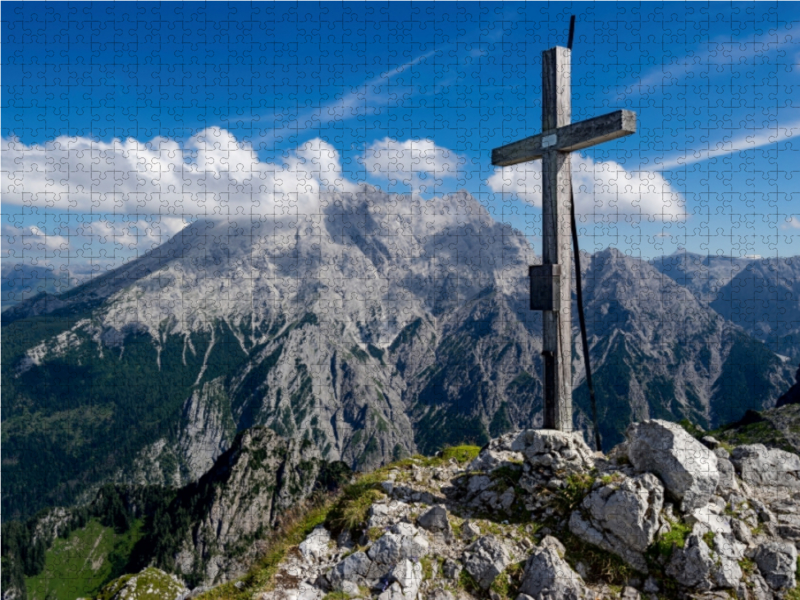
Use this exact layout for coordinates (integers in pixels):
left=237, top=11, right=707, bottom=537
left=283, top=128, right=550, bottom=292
left=362, top=138, right=464, bottom=195
left=2, top=128, right=357, bottom=216
left=487, top=153, right=685, bottom=222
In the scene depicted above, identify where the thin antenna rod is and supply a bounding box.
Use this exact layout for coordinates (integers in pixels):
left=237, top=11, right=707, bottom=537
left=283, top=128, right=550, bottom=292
left=567, top=15, right=576, bottom=50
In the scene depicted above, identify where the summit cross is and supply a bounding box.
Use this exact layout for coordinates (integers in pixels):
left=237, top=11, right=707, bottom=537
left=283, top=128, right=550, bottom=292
left=491, top=46, right=637, bottom=432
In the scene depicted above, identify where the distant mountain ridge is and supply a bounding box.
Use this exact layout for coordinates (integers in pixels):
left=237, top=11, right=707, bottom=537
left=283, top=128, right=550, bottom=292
left=1, top=185, right=795, bottom=522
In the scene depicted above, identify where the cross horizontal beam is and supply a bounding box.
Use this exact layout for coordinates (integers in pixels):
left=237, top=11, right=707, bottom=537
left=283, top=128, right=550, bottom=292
left=491, top=109, right=637, bottom=167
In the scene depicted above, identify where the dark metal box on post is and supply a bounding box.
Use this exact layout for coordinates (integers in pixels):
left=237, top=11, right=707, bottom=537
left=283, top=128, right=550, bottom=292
left=529, top=265, right=560, bottom=311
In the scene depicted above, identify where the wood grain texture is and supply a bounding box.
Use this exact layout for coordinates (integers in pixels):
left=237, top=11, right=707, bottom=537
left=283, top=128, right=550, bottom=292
left=491, top=110, right=636, bottom=166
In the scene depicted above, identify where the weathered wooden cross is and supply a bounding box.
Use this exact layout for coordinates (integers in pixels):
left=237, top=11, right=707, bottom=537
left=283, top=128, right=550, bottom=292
left=491, top=46, right=636, bottom=432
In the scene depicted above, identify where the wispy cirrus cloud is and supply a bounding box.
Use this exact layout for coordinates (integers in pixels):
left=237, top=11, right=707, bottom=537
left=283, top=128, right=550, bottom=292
left=256, top=50, right=439, bottom=145
left=618, top=29, right=794, bottom=99
left=657, top=119, right=800, bottom=170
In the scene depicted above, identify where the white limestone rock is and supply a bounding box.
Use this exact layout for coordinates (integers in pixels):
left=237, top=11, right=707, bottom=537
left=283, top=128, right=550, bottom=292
left=462, top=535, right=511, bottom=590
left=512, top=430, right=595, bottom=475
left=568, top=473, right=664, bottom=573
left=299, top=526, right=332, bottom=563
left=754, top=541, right=798, bottom=592
left=517, top=545, right=588, bottom=600
left=626, top=419, right=719, bottom=512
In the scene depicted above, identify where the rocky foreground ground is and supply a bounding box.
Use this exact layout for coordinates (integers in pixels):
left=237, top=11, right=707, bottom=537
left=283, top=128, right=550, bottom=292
left=104, top=420, right=800, bottom=600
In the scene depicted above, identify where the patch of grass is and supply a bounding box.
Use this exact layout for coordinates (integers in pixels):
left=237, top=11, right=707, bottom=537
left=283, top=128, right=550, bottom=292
left=702, top=530, right=715, bottom=548
left=322, top=592, right=353, bottom=600
left=489, top=561, right=525, bottom=600
left=599, top=473, right=624, bottom=486
left=553, top=471, right=597, bottom=515
left=561, top=530, right=638, bottom=585
left=421, top=556, right=435, bottom=581
left=442, top=445, right=481, bottom=464
left=739, top=557, right=756, bottom=577
left=25, top=518, right=143, bottom=600
left=489, top=465, right=523, bottom=491
left=458, top=568, right=481, bottom=595
left=367, top=527, right=383, bottom=542
left=678, top=418, right=705, bottom=439
left=325, top=476, right=385, bottom=538
left=649, top=519, right=692, bottom=559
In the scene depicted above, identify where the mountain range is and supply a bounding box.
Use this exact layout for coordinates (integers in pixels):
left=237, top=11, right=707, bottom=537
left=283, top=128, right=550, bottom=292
left=2, top=185, right=797, bottom=523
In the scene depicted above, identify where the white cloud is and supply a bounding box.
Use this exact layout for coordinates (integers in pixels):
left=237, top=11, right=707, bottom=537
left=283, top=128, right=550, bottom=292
left=782, top=216, right=800, bottom=230
left=2, top=129, right=357, bottom=216
left=487, top=153, right=685, bottom=222
left=363, top=138, right=464, bottom=194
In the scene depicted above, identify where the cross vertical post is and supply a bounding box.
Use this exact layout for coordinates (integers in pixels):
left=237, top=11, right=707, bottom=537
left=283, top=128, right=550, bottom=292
left=541, top=46, right=573, bottom=432
left=491, top=45, right=636, bottom=433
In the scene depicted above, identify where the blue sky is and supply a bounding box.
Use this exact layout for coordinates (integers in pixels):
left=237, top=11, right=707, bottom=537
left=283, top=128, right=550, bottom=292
left=2, top=1, right=799, bottom=281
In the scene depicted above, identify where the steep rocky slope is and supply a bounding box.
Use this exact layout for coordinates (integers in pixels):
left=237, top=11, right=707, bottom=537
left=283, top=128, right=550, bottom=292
left=100, top=420, right=800, bottom=600
left=0, top=426, right=343, bottom=600
left=2, top=187, right=793, bottom=521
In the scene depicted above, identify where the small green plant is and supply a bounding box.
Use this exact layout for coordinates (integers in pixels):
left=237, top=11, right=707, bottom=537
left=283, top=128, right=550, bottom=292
left=489, top=562, right=525, bottom=600
left=325, top=483, right=383, bottom=537
left=599, top=473, right=624, bottom=486
left=739, top=557, right=756, bottom=576
left=420, top=556, right=436, bottom=581
left=458, top=568, right=481, bottom=595
left=649, top=519, right=692, bottom=559
left=702, top=530, right=715, bottom=548
left=554, top=471, right=596, bottom=514
left=367, top=527, right=383, bottom=542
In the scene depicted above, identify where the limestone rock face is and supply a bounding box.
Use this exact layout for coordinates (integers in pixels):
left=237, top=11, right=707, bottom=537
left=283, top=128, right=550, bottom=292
left=462, top=535, right=511, bottom=590
left=511, top=430, right=595, bottom=474
left=730, top=445, right=800, bottom=493
left=626, top=419, right=719, bottom=511
left=172, top=427, right=323, bottom=586
left=568, top=473, right=664, bottom=572
left=754, top=541, right=798, bottom=591
left=517, top=543, right=587, bottom=600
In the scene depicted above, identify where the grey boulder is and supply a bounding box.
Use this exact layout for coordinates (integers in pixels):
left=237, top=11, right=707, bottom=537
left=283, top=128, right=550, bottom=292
left=754, top=541, right=798, bottom=591
left=626, top=419, right=719, bottom=512
left=568, top=473, right=664, bottom=572
left=390, top=559, right=423, bottom=600
left=511, top=430, right=595, bottom=474
left=517, top=544, right=587, bottom=600
left=327, top=551, right=373, bottom=590
left=730, top=445, right=800, bottom=493
left=417, top=505, right=451, bottom=535
left=665, top=534, right=716, bottom=591
left=462, top=535, right=511, bottom=590
left=298, top=526, right=332, bottom=562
